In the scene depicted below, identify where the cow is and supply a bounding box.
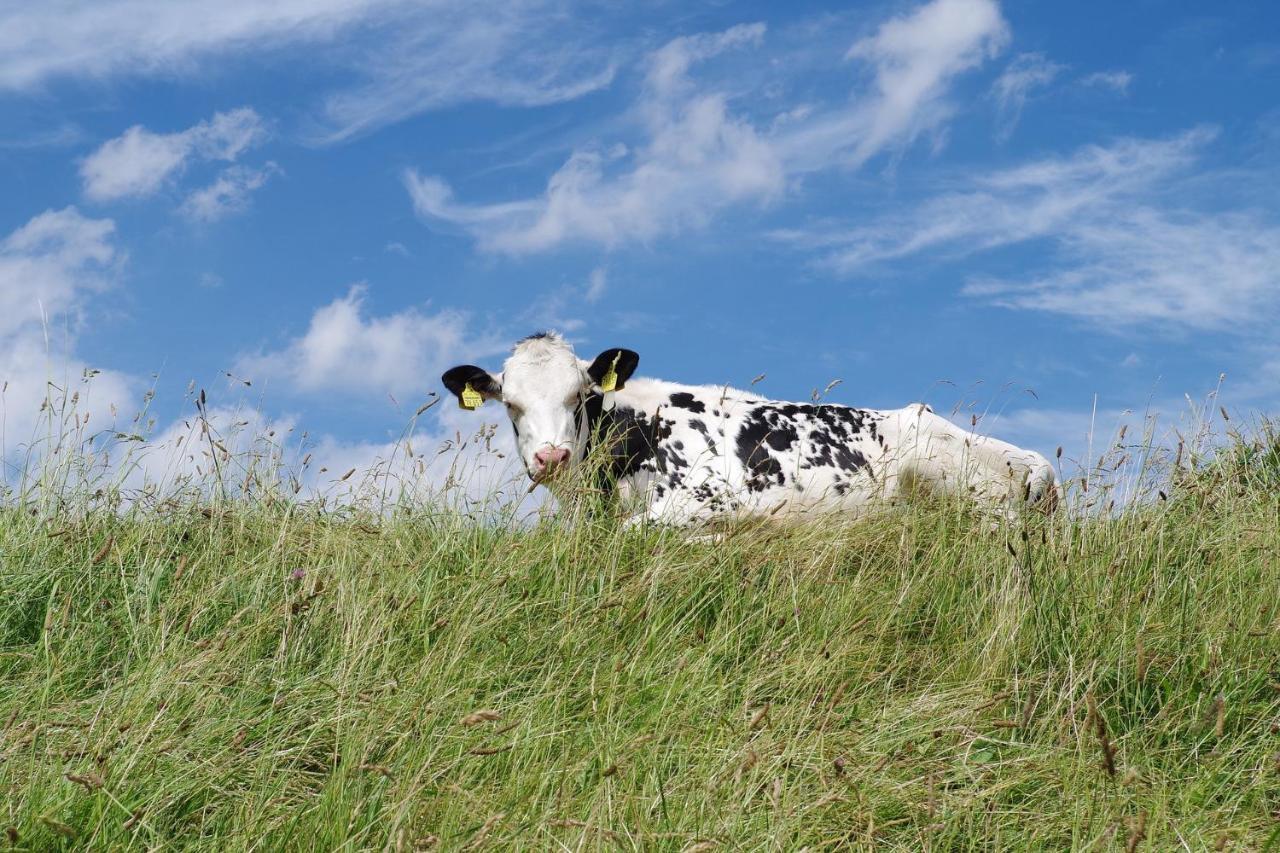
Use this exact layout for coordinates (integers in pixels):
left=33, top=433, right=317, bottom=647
left=442, top=332, right=1058, bottom=526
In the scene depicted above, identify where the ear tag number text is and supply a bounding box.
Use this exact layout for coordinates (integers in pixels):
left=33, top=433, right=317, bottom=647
left=461, top=382, right=483, bottom=410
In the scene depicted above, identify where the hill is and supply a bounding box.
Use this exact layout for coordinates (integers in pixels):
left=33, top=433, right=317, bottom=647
left=1, top=433, right=1278, bottom=849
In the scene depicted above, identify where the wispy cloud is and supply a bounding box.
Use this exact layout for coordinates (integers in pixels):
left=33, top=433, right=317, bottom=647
left=406, top=22, right=783, bottom=253
left=584, top=267, right=608, bottom=304
left=181, top=162, right=280, bottom=222
left=235, top=284, right=502, bottom=397
left=991, top=52, right=1064, bottom=140
left=0, top=0, right=406, bottom=91
left=1080, top=70, right=1133, bottom=95
left=0, top=123, right=86, bottom=150
left=315, top=1, right=619, bottom=143
left=834, top=0, right=1009, bottom=164
left=965, top=206, right=1280, bottom=330
left=779, top=128, right=1211, bottom=267
left=778, top=126, right=1280, bottom=331
left=0, top=1, right=617, bottom=143
left=80, top=108, right=267, bottom=202
left=407, top=0, right=1008, bottom=254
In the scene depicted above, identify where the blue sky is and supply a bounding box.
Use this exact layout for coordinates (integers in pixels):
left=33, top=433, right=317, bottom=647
left=2, top=0, right=1278, bottom=491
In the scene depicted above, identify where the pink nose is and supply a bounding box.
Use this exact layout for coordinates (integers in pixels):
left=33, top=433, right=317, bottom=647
left=533, top=446, right=570, bottom=470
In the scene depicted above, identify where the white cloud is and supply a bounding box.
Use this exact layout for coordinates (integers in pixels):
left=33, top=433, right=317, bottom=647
left=782, top=127, right=1211, bottom=268
left=0, top=211, right=519, bottom=510
left=100, top=380, right=535, bottom=511
left=236, top=284, right=503, bottom=397
left=1080, top=70, right=1133, bottom=95
left=964, top=206, right=1280, bottom=330
left=0, top=1, right=616, bottom=142
left=80, top=107, right=267, bottom=202
left=0, top=207, right=119, bottom=339
left=0, top=208, right=135, bottom=456
left=315, top=1, right=619, bottom=143
left=772, top=0, right=1009, bottom=172
left=584, top=266, right=608, bottom=303
left=408, top=0, right=1008, bottom=254
left=991, top=52, right=1064, bottom=140
left=0, top=0, right=405, bottom=91
left=180, top=162, right=280, bottom=222
left=296, top=406, right=531, bottom=512
left=836, top=0, right=1009, bottom=164
left=406, top=22, right=782, bottom=253
left=777, top=126, right=1280, bottom=332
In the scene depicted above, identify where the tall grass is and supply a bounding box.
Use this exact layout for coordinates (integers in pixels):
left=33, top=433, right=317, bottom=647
left=1, top=382, right=1277, bottom=849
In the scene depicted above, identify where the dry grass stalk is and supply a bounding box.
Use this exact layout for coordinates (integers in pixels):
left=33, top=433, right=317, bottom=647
left=1086, top=692, right=1117, bottom=778
left=1135, top=636, right=1150, bottom=683
left=65, top=771, right=104, bottom=791
left=1124, top=811, right=1147, bottom=853
left=465, top=813, right=504, bottom=849
left=461, top=710, right=501, bottom=726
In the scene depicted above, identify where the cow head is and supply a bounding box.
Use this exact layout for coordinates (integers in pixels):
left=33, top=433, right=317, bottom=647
left=441, top=332, right=639, bottom=482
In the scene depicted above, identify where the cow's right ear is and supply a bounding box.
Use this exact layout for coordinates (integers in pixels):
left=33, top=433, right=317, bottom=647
left=441, top=365, right=501, bottom=410
left=586, top=348, right=640, bottom=392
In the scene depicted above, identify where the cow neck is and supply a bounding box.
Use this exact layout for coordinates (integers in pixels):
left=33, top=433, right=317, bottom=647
left=578, top=391, right=661, bottom=492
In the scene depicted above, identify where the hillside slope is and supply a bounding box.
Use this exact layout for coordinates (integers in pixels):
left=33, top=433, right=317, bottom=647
left=2, top=464, right=1278, bottom=849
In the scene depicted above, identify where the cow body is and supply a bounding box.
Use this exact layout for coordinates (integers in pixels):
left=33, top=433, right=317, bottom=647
left=582, top=378, right=1057, bottom=526
left=442, top=332, right=1058, bottom=526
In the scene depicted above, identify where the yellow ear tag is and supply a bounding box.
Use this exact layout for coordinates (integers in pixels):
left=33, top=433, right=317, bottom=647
left=599, top=351, right=621, bottom=393
left=460, top=382, right=483, bottom=410
left=599, top=351, right=621, bottom=412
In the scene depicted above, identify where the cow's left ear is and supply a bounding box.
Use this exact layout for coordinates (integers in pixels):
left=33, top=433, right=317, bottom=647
left=441, top=364, right=502, bottom=410
left=586, top=348, right=639, bottom=392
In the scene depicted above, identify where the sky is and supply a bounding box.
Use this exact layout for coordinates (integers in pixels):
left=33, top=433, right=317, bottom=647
left=2, top=0, right=1279, bottom=498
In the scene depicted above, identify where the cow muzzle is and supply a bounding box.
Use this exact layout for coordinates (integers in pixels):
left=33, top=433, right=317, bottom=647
left=531, top=445, right=571, bottom=481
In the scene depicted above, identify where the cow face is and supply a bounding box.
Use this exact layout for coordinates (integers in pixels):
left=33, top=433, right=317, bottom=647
left=441, top=333, right=638, bottom=482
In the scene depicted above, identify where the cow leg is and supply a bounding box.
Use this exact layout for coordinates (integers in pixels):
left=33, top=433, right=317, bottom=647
left=618, top=488, right=718, bottom=529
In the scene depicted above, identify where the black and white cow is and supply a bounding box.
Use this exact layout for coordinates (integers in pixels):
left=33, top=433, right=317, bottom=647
left=442, top=332, right=1058, bottom=525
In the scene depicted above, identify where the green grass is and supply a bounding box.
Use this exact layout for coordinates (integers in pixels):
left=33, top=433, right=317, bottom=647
left=1, top=419, right=1279, bottom=849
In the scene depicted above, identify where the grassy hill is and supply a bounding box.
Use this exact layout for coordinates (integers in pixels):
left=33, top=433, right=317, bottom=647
left=1, top=429, right=1278, bottom=849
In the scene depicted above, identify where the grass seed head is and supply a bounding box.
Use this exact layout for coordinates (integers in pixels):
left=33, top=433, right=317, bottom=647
left=461, top=710, right=501, bottom=726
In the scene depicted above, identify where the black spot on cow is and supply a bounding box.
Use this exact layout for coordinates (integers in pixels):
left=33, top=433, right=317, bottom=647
left=668, top=392, right=706, bottom=414
left=805, top=427, right=869, bottom=473
left=581, top=395, right=655, bottom=485
left=735, top=412, right=787, bottom=492
left=765, top=423, right=798, bottom=452
left=687, top=418, right=719, bottom=454
left=579, top=394, right=686, bottom=493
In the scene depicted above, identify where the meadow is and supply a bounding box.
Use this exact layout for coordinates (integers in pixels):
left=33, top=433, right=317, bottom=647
left=1, top=396, right=1277, bottom=850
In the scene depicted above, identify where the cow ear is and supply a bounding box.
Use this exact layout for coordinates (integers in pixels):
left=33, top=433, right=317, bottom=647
left=441, top=365, right=501, bottom=410
left=586, top=348, right=639, bottom=392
